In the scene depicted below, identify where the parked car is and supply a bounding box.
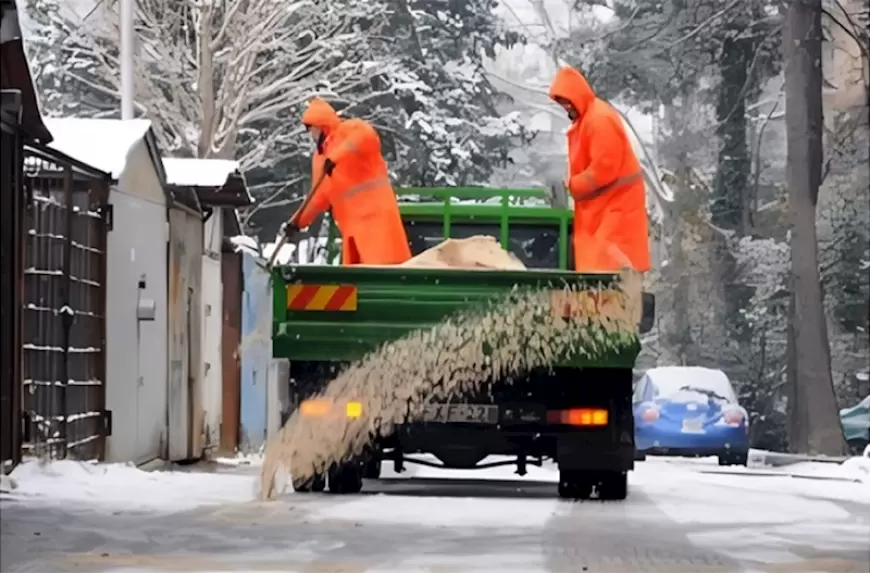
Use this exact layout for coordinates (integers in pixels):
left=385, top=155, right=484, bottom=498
left=633, top=366, right=750, bottom=466
left=840, top=396, right=869, bottom=454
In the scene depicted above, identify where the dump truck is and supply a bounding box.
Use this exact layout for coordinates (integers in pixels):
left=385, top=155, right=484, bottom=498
left=272, top=186, right=655, bottom=500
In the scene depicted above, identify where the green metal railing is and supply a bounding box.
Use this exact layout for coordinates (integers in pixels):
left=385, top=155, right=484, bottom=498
left=324, top=186, right=574, bottom=268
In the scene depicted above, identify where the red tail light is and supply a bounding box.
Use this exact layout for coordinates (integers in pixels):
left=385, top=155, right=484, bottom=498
left=546, top=408, right=609, bottom=426
left=640, top=407, right=659, bottom=423
left=723, top=410, right=744, bottom=426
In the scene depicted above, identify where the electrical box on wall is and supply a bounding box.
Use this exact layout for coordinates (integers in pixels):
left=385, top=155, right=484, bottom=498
left=137, top=299, right=156, bottom=321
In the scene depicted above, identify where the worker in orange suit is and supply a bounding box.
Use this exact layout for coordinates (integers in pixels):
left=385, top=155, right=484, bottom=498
left=284, top=97, right=412, bottom=265
left=549, top=66, right=651, bottom=273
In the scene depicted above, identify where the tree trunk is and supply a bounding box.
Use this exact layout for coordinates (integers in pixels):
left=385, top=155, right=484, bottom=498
left=783, top=0, right=847, bottom=456
left=785, top=288, right=809, bottom=452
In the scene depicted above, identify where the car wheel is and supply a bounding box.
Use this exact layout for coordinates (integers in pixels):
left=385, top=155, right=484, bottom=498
left=718, top=451, right=748, bottom=466
left=846, top=439, right=869, bottom=456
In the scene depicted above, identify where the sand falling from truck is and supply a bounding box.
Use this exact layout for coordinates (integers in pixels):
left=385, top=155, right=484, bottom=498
left=259, top=271, right=642, bottom=500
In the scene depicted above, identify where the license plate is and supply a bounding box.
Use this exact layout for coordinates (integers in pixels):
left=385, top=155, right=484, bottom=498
left=421, top=404, right=499, bottom=424
left=681, top=418, right=705, bottom=433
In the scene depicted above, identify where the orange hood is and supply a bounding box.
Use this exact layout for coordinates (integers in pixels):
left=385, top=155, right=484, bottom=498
left=302, top=97, right=341, bottom=134
left=549, top=66, right=595, bottom=118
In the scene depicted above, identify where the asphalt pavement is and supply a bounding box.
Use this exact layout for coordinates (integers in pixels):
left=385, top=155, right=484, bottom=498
left=1, top=457, right=867, bottom=573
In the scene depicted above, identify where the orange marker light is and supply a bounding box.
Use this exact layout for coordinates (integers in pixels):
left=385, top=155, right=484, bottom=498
left=299, top=399, right=331, bottom=417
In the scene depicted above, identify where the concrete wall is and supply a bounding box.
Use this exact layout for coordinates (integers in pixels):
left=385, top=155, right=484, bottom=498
left=104, top=139, right=168, bottom=464
left=239, top=251, right=272, bottom=452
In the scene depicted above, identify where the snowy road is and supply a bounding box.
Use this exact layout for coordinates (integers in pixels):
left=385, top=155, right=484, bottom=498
left=1, top=456, right=868, bottom=573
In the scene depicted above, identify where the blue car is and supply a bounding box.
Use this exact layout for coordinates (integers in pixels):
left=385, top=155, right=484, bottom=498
left=634, top=366, right=750, bottom=466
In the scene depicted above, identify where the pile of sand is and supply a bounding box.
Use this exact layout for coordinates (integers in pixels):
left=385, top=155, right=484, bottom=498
left=402, top=235, right=526, bottom=270
left=258, top=240, right=642, bottom=500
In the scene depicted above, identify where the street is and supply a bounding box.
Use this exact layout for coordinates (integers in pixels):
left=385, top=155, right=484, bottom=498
left=1, top=456, right=868, bottom=573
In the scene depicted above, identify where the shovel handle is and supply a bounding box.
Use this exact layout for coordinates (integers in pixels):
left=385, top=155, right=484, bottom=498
left=265, top=171, right=329, bottom=271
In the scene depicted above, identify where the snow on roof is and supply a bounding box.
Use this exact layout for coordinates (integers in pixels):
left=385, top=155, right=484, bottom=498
left=162, top=157, right=241, bottom=188
left=43, top=117, right=153, bottom=179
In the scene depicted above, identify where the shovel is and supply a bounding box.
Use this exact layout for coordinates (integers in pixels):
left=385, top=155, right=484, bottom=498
left=265, top=171, right=328, bottom=272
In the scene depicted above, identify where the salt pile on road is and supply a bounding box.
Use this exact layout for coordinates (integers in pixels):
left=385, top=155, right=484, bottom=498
left=259, top=270, right=641, bottom=499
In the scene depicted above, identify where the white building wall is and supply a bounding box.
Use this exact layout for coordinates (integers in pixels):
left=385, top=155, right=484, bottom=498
left=104, top=140, right=168, bottom=464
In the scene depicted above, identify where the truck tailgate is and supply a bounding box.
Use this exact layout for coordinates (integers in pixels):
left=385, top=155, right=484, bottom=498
left=272, top=265, right=636, bottom=365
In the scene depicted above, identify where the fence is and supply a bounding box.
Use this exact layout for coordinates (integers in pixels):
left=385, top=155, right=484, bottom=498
left=1, top=107, right=25, bottom=474
left=21, top=144, right=111, bottom=462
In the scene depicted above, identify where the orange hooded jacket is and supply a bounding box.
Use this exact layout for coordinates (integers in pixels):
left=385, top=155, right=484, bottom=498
left=549, top=67, right=651, bottom=273
left=295, top=98, right=411, bottom=265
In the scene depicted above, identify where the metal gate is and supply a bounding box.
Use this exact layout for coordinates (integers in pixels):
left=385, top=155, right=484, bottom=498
left=21, top=144, right=111, bottom=461
left=0, top=105, right=25, bottom=474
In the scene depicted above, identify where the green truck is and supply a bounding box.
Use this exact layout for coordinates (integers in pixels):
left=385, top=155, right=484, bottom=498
left=272, top=186, right=654, bottom=500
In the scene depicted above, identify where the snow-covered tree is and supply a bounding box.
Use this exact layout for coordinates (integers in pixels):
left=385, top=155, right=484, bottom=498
left=351, top=0, right=532, bottom=187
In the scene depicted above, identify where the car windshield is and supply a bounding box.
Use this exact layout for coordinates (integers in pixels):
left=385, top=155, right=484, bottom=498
left=645, top=367, right=738, bottom=404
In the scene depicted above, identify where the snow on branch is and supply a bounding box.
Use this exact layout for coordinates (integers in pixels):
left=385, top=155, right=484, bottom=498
left=49, top=0, right=401, bottom=172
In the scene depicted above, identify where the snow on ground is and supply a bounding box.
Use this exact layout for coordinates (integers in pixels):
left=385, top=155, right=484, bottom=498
left=213, top=451, right=264, bottom=467
left=842, top=454, right=870, bottom=481
left=312, top=495, right=563, bottom=529
left=2, top=459, right=257, bottom=512
left=634, top=455, right=870, bottom=566
left=311, top=455, right=563, bottom=529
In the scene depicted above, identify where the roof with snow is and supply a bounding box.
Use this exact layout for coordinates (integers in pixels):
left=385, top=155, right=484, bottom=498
left=42, top=118, right=163, bottom=182
left=162, top=157, right=253, bottom=208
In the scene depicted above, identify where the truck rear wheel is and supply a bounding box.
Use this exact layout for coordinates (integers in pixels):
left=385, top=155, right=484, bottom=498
left=558, top=470, right=628, bottom=500
left=293, top=473, right=325, bottom=493
left=558, top=470, right=594, bottom=500
left=363, top=457, right=382, bottom=479
left=598, top=471, right=628, bottom=500
left=328, top=462, right=363, bottom=494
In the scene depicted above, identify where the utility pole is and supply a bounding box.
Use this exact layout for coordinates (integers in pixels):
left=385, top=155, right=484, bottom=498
left=120, top=0, right=134, bottom=119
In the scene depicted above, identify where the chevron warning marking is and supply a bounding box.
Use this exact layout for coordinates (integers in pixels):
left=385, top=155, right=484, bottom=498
left=286, top=284, right=358, bottom=311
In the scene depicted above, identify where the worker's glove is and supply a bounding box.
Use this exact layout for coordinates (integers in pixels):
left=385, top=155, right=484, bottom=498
left=280, top=220, right=300, bottom=240
left=323, top=158, right=336, bottom=176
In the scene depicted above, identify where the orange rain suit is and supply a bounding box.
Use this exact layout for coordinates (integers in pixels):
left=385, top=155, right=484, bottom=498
left=296, top=98, right=412, bottom=265
left=549, top=67, right=651, bottom=273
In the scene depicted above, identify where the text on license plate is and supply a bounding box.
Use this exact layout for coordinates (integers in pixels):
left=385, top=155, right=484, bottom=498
left=681, top=418, right=705, bottom=433
left=421, top=404, right=499, bottom=424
